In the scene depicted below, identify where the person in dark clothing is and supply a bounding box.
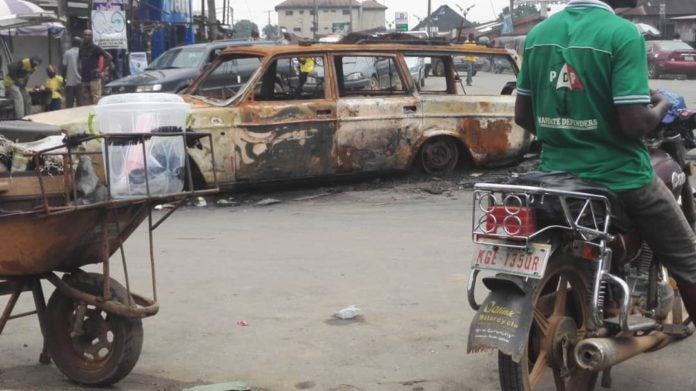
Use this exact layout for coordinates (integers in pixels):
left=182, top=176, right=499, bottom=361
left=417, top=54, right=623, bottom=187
left=4, top=56, right=41, bottom=118
left=78, top=29, right=112, bottom=105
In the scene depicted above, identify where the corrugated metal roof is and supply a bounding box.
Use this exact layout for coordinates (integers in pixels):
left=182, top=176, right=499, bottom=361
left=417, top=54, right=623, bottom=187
left=633, top=0, right=696, bottom=16
left=275, top=0, right=387, bottom=10
left=276, top=0, right=385, bottom=10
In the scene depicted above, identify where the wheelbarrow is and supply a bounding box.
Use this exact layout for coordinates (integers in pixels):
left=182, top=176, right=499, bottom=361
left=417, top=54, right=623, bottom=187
left=0, top=131, right=218, bottom=386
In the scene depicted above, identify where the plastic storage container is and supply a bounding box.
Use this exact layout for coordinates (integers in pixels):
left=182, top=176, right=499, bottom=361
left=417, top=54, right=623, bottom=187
left=93, top=93, right=191, bottom=199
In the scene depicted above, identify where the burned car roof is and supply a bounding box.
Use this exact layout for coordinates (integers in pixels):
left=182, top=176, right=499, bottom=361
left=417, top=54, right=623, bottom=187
left=217, top=42, right=516, bottom=57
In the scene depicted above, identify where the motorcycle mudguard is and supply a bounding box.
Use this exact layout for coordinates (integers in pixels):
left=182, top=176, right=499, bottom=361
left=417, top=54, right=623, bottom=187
left=467, top=275, right=534, bottom=363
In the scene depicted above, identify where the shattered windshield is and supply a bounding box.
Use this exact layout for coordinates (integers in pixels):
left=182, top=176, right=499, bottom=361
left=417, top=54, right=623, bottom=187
left=192, top=54, right=264, bottom=103
left=147, top=46, right=206, bottom=70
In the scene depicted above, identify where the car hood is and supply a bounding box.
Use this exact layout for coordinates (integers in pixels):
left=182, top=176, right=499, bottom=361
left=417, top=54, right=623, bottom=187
left=106, top=68, right=198, bottom=87
left=25, top=97, right=216, bottom=134
left=25, top=105, right=94, bottom=135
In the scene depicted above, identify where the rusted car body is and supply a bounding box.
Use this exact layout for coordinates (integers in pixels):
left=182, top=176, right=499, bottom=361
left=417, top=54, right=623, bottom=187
left=27, top=43, right=531, bottom=189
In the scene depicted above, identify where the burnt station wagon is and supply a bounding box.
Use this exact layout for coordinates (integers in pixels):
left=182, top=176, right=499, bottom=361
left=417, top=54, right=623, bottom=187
left=28, top=41, right=531, bottom=190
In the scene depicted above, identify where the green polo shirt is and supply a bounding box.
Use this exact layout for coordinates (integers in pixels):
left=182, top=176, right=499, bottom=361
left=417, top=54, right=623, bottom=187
left=517, top=0, right=653, bottom=191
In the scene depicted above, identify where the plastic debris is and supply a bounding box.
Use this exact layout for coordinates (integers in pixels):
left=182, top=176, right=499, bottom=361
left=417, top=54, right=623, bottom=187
left=334, top=305, right=361, bottom=320
left=216, top=198, right=236, bottom=207
left=194, top=197, right=207, bottom=207
left=237, top=320, right=248, bottom=326
left=255, top=198, right=281, bottom=206
left=470, top=172, right=483, bottom=177
left=294, top=193, right=330, bottom=201
left=183, top=381, right=251, bottom=391
left=154, top=203, right=176, bottom=211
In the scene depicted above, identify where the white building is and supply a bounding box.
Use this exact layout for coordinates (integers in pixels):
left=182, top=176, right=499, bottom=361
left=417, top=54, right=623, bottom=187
left=275, top=0, right=386, bottom=38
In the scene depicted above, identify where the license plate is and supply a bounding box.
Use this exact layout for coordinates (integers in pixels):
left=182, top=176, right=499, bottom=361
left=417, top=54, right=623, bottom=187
left=685, top=55, right=694, bottom=61
left=472, top=243, right=551, bottom=279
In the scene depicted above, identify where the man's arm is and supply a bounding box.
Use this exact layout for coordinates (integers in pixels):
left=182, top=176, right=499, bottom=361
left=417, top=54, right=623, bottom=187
left=616, top=91, right=670, bottom=138
left=515, top=95, right=536, bottom=135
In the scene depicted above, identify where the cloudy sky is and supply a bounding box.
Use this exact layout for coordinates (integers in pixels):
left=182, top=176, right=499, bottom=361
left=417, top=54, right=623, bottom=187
left=201, top=0, right=518, bottom=30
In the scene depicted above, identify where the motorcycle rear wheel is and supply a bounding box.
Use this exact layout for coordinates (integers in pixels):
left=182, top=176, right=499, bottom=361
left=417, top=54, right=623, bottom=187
left=498, top=255, right=598, bottom=391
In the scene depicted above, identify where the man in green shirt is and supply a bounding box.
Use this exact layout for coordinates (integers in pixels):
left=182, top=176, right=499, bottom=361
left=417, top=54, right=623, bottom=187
left=515, top=0, right=696, bottom=322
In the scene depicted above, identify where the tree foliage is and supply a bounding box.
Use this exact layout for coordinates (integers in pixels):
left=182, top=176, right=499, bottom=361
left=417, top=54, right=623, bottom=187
left=498, top=4, right=540, bottom=20
left=263, top=24, right=279, bottom=39
left=233, top=19, right=259, bottom=39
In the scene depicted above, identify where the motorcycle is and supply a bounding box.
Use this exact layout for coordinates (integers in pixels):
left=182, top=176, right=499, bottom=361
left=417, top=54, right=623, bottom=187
left=466, top=92, right=696, bottom=390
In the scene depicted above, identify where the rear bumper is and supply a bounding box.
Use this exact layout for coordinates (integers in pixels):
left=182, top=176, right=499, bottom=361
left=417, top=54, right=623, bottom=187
left=659, top=61, right=696, bottom=73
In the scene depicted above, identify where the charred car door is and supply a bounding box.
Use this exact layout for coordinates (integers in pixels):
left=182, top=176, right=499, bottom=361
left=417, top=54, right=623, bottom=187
left=234, top=54, right=337, bottom=181
left=333, top=54, right=422, bottom=173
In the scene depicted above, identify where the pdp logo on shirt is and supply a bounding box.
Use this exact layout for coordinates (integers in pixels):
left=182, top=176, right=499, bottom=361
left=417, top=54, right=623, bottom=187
left=550, top=63, right=584, bottom=91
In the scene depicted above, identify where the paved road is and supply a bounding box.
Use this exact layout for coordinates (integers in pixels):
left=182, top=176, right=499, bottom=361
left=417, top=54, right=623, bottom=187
left=3, top=190, right=696, bottom=391
left=3, top=77, right=696, bottom=391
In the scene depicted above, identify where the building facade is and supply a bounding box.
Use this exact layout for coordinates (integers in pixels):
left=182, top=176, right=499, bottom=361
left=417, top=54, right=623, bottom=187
left=275, top=0, right=386, bottom=38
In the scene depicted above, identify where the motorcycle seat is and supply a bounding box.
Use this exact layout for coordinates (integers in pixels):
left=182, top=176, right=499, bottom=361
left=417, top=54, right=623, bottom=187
left=508, top=171, right=634, bottom=233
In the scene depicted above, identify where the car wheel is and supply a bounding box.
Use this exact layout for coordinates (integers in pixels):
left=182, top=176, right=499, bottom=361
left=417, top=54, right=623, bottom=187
left=419, top=137, right=459, bottom=176
left=435, top=61, right=445, bottom=77
left=648, top=62, right=660, bottom=79
left=369, top=76, right=379, bottom=90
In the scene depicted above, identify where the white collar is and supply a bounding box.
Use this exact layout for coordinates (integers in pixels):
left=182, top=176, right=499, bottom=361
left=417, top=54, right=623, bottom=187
left=567, top=0, right=616, bottom=14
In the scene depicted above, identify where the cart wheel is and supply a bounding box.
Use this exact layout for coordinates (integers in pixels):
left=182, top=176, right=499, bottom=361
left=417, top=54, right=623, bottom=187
left=45, top=273, right=143, bottom=386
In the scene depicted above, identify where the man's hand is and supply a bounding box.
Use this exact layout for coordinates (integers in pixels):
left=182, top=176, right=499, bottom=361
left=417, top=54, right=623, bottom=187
left=650, top=89, right=668, bottom=108
left=617, top=91, right=671, bottom=138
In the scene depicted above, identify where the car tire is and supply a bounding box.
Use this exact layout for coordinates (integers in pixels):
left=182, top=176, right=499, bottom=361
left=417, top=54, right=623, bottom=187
left=435, top=61, right=445, bottom=77
left=419, top=136, right=459, bottom=176
left=648, top=62, right=661, bottom=79
left=369, top=76, right=379, bottom=90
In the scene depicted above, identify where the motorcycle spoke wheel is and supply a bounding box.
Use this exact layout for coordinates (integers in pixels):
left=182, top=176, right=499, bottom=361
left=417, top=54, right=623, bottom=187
left=498, top=258, right=598, bottom=391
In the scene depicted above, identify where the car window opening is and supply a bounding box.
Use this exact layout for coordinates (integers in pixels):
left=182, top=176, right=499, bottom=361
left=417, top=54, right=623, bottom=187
left=192, top=54, right=263, bottom=103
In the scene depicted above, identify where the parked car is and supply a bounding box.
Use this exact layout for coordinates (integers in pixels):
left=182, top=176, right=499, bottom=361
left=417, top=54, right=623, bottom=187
left=27, top=42, right=530, bottom=190
left=404, top=56, right=426, bottom=89
left=646, top=40, right=696, bottom=79
left=103, top=40, right=275, bottom=95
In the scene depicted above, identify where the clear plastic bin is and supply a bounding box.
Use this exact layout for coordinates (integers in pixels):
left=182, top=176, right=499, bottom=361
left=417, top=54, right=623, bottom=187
left=93, top=93, right=191, bottom=199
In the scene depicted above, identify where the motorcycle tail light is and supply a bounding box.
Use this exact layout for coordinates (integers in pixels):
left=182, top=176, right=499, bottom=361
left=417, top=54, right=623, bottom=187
left=485, top=206, right=536, bottom=237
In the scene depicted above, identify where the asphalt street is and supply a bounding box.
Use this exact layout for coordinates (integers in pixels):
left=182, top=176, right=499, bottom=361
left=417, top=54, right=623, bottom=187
left=2, top=76, right=696, bottom=391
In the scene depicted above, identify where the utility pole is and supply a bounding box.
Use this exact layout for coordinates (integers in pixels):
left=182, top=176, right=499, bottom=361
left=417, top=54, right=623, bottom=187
left=57, top=0, right=69, bottom=53
left=207, top=0, right=217, bottom=41
left=313, top=0, right=318, bottom=40
left=509, top=0, right=514, bottom=23
left=426, top=0, right=431, bottom=36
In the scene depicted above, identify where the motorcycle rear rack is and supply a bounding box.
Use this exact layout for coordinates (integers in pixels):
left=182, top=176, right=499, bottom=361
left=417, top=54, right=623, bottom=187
left=469, top=183, right=650, bottom=334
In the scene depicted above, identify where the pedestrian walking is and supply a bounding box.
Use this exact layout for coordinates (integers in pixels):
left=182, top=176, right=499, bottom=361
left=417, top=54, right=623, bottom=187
left=78, top=29, right=111, bottom=105
left=62, top=36, right=82, bottom=108
left=4, top=56, right=40, bottom=118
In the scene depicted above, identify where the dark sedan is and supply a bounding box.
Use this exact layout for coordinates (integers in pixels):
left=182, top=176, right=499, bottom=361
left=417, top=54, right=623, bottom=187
left=104, top=40, right=275, bottom=95
left=646, top=40, right=696, bottom=79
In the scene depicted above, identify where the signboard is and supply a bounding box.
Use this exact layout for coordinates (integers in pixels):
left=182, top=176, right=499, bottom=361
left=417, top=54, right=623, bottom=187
left=501, top=14, right=513, bottom=34
left=129, top=52, right=148, bottom=75
left=395, top=11, right=408, bottom=32
left=92, top=0, right=127, bottom=50
left=659, top=3, right=666, bottom=16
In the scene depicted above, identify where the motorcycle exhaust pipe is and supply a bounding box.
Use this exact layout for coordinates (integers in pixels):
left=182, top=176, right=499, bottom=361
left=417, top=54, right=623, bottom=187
left=574, top=333, right=672, bottom=371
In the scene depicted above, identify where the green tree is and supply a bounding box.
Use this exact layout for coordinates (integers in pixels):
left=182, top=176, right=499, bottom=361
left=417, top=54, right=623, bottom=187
left=233, top=19, right=259, bottom=39
left=498, top=4, right=540, bottom=20
left=263, top=24, right=279, bottom=40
